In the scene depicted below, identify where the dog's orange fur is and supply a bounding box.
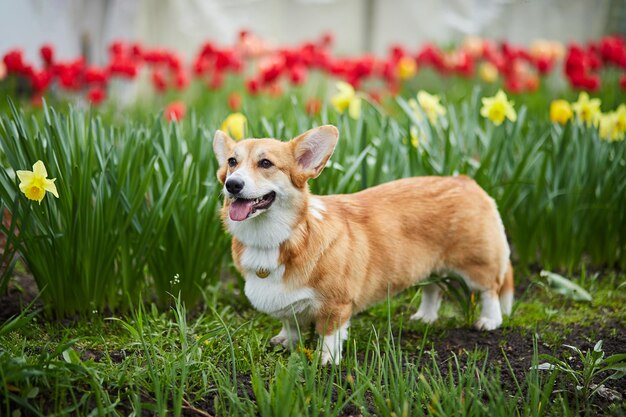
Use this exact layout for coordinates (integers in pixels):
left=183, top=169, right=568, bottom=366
left=214, top=125, right=513, bottom=358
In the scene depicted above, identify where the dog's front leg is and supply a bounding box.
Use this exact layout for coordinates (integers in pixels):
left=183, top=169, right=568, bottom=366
left=270, top=318, right=301, bottom=348
left=316, top=304, right=352, bottom=365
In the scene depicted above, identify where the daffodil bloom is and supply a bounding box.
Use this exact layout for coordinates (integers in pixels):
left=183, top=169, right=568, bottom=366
left=408, top=90, right=446, bottom=125
left=478, top=62, right=498, bottom=84
left=614, top=104, right=626, bottom=134
left=396, top=56, right=417, bottom=80
left=549, top=99, right=573, bottom=125
left=480, top=90, right=517, bottom=126
left=16, top=160, right=59, bottom=204
left=571, top=92, right=601, bottom=126
left=331, top=81, right=362, bottom=120
left=220, top=112, right=248, bottom=141
left=598, top=112, right=624, bottom=142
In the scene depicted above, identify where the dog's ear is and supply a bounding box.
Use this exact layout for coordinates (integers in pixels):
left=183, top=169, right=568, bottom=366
left=291, top=125, right=339, bottom=180
left=213, top=130, right=236, bottom=166
left=213, top=130, right=236, bottom=183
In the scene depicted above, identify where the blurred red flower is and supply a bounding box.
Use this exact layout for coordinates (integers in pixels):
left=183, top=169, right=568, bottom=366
left=174, top=71, right=188, bottom=90
left=3, top=49, right=26, bottom=73
left=228, top=92, right=242, bottom=111
left=87, top=87, right=106, bottom=105
left=164, top=101, right=186, bottom=122
left=246, top=78, right=260, bottom=95
left=151, top=69, right=167, bottom=92
left=85, top=66, right=108, bottom=84
left=40, top=44, right=54, bottom=66
left=305, top=97, right=321, bottom=116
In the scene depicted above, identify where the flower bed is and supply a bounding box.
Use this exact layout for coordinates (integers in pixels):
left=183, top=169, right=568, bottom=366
left=2, top=33, right=626, bottom=104
left=0, top=34, right=625, bottom=316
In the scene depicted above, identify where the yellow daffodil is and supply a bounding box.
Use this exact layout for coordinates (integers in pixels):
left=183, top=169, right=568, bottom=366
left=408, top=90, right=446, bottom=125
left=614, top=104, right=626, bottom=134
left=16, top=160, right=59, bottom=204
left=598, top=112, right=624, bottom=142
left=480, top=90, right=517, bottom=126
left=396, top=56, right=417, bottom=80
left=478, top=62, right=498, bottom=84
left=571, top=92, right=601, bottom=127
left=220, top=112, right=248, bottom=141
left=331, top=81, right=362, bottom=120
left=549, top=99, right=573, bottom=125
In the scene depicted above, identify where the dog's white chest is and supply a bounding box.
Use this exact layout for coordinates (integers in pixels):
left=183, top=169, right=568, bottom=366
left=241, top=246, right=318, bottom=319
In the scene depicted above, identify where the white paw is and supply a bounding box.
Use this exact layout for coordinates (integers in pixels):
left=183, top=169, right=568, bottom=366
left=410, top=310, right=438, bottom=324
left=320, top=351, right=341, bottom=365
left=270, top=335, right=295, bottom=348
left=474, top=317, right=502, bottom=331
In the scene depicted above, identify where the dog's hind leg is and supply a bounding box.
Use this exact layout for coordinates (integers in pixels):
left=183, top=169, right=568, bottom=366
left=410, top=284, right=441, bottom=324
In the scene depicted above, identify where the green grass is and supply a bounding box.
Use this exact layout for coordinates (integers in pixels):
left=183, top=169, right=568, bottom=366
left=1, top=271, right=624, bottom=416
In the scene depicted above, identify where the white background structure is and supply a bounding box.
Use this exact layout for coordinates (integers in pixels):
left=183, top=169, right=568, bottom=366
left=0, top=0, right=615, bottom=64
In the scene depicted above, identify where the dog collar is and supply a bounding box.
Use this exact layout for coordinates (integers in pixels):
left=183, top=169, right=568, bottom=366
left=256, top=268, right=270, bottom=279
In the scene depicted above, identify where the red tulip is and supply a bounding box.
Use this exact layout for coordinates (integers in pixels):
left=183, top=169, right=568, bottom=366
left=174, top=71, right=188, bottom=90
left=289, top=65, right=307, bottom=85
left=246, top=78, right=260, bottom=95
left=30, top=70, right=52, bottom=92
left=40, top=44, right=54, bottom=66
left=164, top=101, right=186, bottom=122
left=85, top=66, right=108, bottom=84
left=3, top=49, right=25, bottom=73
left=87, top=87, right=106, bottom=105
left=151, top=69, right=167, bottom=92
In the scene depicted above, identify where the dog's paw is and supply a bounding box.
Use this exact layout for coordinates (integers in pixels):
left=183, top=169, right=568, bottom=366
left=410, top=310, right=438, bottom=324
left=270, top=335, right=294, bottom=348
left=320, top=351, right=341, bottom=366
left=474, top=317, right=502, bottom=331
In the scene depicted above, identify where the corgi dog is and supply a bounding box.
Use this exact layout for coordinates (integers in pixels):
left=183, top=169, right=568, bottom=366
left=213, top=125, right=514, bottom=365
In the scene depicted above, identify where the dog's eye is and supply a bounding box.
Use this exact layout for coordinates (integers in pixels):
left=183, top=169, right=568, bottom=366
left=228, top=158, right=237, bottom=168
left=258, top=159, right=273, bottom=169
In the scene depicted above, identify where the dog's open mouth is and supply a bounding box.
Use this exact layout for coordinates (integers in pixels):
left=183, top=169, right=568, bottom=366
left=229, top=191, right=276, bottom=221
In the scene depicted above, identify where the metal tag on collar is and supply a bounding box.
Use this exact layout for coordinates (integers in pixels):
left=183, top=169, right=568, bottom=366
left=256, top=268, right=270, bottom=279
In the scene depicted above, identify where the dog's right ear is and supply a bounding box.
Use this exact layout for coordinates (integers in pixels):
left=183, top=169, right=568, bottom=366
left=213, top=130, right=236, bottom=166
left=213, top=130, right=236, bottom=183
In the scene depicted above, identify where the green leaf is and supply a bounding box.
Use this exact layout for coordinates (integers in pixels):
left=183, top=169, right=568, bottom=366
left=62, top=348, right=82, bottom=365
left=540, top=270, right=592, bottom=302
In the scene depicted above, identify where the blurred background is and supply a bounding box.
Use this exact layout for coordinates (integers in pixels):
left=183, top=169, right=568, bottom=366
left=1, top=0, right=625, bottom=63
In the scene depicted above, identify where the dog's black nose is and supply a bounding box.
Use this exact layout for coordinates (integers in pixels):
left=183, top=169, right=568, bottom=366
left=225, top=178, right=244, bottom=195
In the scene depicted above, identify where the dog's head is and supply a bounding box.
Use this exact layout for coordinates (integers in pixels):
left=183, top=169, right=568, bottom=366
left=213, top=125, right=339, bottom=227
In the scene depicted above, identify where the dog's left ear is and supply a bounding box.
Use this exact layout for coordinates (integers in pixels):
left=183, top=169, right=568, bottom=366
left=291, top=125, right=339, bottom=179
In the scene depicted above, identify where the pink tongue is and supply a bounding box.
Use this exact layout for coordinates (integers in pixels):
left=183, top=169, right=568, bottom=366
left=229, top=199, right=255, bottom=221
